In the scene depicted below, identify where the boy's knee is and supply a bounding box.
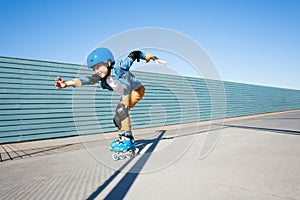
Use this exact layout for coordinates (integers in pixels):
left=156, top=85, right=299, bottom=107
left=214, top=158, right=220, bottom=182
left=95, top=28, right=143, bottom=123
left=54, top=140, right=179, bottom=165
left=113, top=103, right=129, bottom=128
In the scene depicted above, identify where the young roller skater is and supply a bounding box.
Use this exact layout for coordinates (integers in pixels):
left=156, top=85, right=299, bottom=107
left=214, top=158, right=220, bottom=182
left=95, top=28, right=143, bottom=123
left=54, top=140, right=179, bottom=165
left=55, top=48, right=167, bottom=160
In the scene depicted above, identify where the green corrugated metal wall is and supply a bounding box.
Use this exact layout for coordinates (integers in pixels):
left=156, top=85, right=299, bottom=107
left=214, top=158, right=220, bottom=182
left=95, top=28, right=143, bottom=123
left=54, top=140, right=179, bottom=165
left=1, top=56, right=300, bottom=143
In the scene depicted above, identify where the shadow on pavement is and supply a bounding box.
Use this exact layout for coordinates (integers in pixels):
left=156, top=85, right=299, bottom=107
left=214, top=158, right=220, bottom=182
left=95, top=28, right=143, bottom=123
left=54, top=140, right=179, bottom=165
left=86, top=130, right=166, bottom=200
left=224, top=124, right=300, bottom=136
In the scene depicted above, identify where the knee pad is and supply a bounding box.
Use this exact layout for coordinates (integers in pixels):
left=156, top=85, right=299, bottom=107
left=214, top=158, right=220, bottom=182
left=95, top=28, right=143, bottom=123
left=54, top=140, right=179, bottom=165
left=113, top=103, right=129, bottom=128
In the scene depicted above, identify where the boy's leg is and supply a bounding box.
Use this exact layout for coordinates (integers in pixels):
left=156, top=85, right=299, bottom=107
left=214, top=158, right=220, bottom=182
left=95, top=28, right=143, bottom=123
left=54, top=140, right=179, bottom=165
left=115, top=86, right=145, bottom=132
left=113, top=86, right=145, bottom=137
left=118, top=96, right=131, bottom=132
left=110, top=86, right=146, bottom=151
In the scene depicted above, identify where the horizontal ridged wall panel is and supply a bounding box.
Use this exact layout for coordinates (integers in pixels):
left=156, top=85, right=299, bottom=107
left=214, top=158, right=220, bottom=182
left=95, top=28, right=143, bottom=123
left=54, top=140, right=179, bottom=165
left=1, top=56, right=300, bottom=143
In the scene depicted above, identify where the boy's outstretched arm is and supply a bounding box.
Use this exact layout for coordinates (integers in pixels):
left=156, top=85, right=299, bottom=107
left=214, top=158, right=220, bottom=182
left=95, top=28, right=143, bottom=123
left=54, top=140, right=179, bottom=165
left=55, top=75, right=100, bottom=89
left=117, top=51, right=167, bottom=71
left=128, top=51, right=168, bottom=65
left=55, top=76, right=78, bottom=89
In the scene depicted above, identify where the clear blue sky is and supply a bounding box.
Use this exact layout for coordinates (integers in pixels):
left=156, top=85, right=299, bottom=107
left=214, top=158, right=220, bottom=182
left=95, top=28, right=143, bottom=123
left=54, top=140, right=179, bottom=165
left=0, top=0, right=299, bottom=90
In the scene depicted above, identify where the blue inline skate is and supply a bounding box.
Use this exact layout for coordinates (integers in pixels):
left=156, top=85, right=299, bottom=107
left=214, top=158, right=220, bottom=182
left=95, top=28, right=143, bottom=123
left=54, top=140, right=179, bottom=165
left=109, top=130, right=139, bottom=161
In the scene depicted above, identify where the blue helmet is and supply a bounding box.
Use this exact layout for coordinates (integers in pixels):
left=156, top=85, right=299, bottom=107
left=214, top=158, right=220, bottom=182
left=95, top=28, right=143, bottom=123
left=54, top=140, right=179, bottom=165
left=86, top=47, right=115, bottom=68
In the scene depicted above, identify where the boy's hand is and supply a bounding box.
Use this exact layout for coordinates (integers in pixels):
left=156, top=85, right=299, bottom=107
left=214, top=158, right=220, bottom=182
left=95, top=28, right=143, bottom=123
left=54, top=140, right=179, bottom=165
left=55, top=76, right=67, bottom=89
left=146, top=52, right=168, bottom=65
left=152, top=57, right=168, bottom=65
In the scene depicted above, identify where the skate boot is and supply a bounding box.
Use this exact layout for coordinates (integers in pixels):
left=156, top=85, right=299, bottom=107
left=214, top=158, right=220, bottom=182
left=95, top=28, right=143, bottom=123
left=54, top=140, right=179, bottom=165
left=110, top=131, right=139, bottom=161
left=108, top=131, right=125, bottom=151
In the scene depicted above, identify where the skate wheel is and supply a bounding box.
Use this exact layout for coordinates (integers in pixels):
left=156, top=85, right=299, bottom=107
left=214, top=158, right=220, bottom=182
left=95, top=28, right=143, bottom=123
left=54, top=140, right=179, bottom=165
left=126, top=150, right=133, bottom=157
left=112, top=153, right=119, bottom=161
left=119, top=154, right=126, bottom=160
left=128, top=148, right=139, bottom=157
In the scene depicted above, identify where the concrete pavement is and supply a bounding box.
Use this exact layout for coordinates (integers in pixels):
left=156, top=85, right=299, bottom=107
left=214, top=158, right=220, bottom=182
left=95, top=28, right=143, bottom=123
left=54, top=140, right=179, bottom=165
left=1, top=110, right=300, bottom=200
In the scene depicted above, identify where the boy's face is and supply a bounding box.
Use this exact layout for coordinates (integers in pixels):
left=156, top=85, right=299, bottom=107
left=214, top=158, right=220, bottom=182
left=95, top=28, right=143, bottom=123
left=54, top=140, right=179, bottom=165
left=93, top=62, right=108, bottom=78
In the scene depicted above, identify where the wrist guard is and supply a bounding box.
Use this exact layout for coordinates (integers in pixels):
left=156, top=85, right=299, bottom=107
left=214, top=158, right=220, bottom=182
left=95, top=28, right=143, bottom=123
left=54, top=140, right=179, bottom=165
left=128, top=51, right=142, bottom=62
